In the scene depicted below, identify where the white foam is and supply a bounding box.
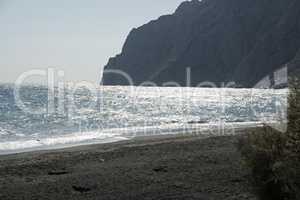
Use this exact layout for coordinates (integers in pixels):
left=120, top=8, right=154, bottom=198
left=0, top=128, right=9, bottom=136
left=0, top=131, right=128, bottom=155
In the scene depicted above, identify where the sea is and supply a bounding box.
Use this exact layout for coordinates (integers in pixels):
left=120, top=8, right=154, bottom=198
left=0, top=83, right=288, bottom=154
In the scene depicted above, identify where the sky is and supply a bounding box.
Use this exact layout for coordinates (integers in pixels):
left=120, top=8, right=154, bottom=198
left=0, top=0, right=183, bottom=84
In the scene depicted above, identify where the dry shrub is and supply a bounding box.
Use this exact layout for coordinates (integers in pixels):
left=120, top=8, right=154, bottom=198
left=239, top=79, right=300, bottom=200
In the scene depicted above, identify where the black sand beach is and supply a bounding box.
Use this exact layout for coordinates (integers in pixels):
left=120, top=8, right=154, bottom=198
left=0, top=132, right=258, bottom=200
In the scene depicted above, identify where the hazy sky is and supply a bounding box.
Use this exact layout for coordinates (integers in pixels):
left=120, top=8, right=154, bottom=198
left=0, top=0, right=183, bottom=84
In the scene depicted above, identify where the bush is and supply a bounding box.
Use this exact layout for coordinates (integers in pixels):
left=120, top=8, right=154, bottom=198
left=239, top=79, right=300, bottom=200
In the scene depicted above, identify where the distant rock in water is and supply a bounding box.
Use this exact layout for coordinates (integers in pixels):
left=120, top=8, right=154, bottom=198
left=102, top=0, right=300, bottom=87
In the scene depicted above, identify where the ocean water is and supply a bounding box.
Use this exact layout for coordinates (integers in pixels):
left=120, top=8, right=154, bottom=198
left=0, top=84, right=287, bottom=154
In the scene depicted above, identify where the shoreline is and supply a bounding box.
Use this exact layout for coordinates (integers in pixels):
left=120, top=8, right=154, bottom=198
left=0, top=128, right=259, bottom=199
left=0, top=122, right=263, bottom=156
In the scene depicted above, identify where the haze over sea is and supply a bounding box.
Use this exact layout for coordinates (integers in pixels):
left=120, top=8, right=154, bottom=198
left=0, top=83, right=287, bottom=154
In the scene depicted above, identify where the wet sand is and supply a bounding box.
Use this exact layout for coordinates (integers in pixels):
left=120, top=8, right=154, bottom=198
left=0, top=131, right=258, bottom=200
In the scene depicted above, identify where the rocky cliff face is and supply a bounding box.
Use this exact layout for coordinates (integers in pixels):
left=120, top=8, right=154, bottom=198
left=102, top=0, right=300, bottom=87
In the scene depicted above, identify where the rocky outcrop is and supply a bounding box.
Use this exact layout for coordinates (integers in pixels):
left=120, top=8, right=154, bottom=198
left=102, top=0, right=300, bottom=87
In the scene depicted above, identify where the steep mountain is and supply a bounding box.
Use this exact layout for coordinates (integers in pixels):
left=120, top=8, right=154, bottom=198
left=102, top=0, right=300, bottom=87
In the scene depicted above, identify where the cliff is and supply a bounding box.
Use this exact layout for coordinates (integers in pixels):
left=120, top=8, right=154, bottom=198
left=102, top=0, right=300, bottom=87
